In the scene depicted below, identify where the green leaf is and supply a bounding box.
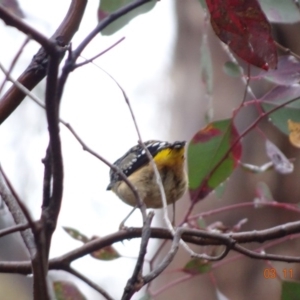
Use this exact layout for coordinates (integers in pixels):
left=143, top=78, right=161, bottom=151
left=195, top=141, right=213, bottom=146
left=91, top=244, right=121, bottom=261
left=223, top=61, right=241, bottom=77
left=215, top=182, right=226, bottom=199
left=98, top=0, right=157, bottom=35
left=261, top=85, right=300, bottom=134
left=263, top=103, right=300, bottom=135
left=197, top=217, right=206, bottom=229
left=198, top=0, right=207, bottom=9
left=139, top=293, right=152, bottom=300
left=281, top=280, right=300, bottom=300
left=62, top=229, right=120, bottom=261
left=255, top=181, right=273, bottom=203
left=187, top=119, right=242, bottom=201
left=100, top=0, right=132, bottom=11
left=183, top=258, right=211, bottom=275
left=259, top=0, right=300, bottom=24
left=62, top=227, right=89, bottom=243
left=53, top=281, right=86, bottom=300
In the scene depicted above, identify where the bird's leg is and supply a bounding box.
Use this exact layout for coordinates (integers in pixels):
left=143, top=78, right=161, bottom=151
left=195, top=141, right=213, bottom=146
left=119, top=206, right=137, bottom=230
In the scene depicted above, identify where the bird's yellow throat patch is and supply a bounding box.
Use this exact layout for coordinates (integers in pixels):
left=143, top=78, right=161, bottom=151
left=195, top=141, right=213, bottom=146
left=153, top=147, right=185, bottom=166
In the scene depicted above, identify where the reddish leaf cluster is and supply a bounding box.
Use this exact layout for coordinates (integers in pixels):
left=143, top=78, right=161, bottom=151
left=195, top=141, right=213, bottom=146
left=206, top=0, right=277, bottom=70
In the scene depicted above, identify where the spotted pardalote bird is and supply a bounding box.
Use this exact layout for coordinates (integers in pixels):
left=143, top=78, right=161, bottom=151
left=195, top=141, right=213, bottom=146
left=107, top=140, right=187, bottom=208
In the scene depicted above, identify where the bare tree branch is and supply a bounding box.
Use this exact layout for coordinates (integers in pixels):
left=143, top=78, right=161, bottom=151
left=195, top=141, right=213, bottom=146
left=0, top=0, right=88, bottom=124
left=0, top=6, right=57, bottom=53
left=0, top=166, right=50, bottom=299
left=32, top=51, right=63, bottom=300
left=0, top=222, right=300, bottom=277
left=144, top=227, right=232, bottom=285
left=42, top=147, right=52, bottom=209
left=122, top=212, right=154, bottom=300
left=233, top=243, right=300, bottom=263
left=48, top=221, right=300, bottom=268
left=42, top=53, right=63, bottom=251
left=0, top=2, right=88, bottom=298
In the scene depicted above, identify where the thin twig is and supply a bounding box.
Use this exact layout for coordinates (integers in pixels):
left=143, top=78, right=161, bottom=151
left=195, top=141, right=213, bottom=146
left=75, top=37, right=125, bottom=68
left=56, top=0, right=155, bottom=101
left=62, top=123, right=144, bottom=211
left=0, top=62, right=45, bottom=108
left=275, top=41, right=300, bottom=61
left=72, top=0, right=153, bottom=62
left=143, top=227, right=184, bottom=284
left=1, top=222, right=300, bottom=275
left=233, top=243, right=300, bottom=262
left=0, top=223, right=29, bottom=239
left=190, top=201, right=300, bottom=220
left=122, top=212, right=154, bottom=300
left=213, top=233, right=300, bottom=270
left=0, top=6, right=57, bottom=54
left=66, top=267, right=114, bottom=300
left=0, top=37, right=30, bottom=96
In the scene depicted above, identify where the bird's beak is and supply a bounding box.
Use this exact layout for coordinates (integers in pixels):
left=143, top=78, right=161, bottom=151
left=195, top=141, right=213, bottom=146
left=106, top=183, right=113, bottom=191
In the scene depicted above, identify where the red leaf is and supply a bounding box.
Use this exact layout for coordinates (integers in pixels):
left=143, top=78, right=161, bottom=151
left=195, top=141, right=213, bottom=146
left=191, top=124, right=222, bottom=143
left=206, top=0, right=277, bottom=70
